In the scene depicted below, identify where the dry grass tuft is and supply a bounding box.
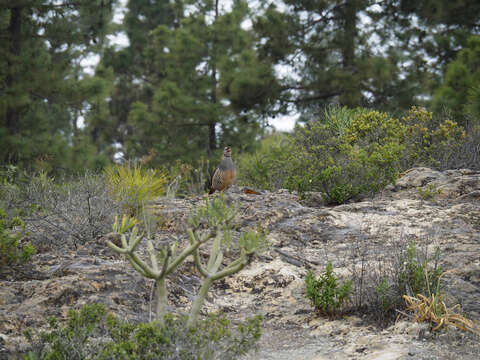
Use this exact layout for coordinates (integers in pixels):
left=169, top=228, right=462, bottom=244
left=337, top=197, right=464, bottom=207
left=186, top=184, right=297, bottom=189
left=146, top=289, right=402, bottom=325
left=403, top=293, right=480, bottom=334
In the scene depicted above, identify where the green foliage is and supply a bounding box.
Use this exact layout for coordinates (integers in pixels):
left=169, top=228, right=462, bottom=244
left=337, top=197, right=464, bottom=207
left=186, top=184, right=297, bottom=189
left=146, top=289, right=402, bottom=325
left=400, top=107, right=467, bottom=170
left=238, top=226, right=269, bottom=256
left=376, top=279, right=392, bottom=314
left=290, top=107, right=404, bottom=203
left=253, top=1, right=427, bottom=114
left=188, top=195, right=237, bottom=230
left=0, top=208, right=35, bottom=271
left=305, top=263, right=352, bottom=316
left=400, top=242, right=443, bottom=298
left=418, top=183, right=442, bottom=200
left=433, top=35, right=480, bottom=123
left=237, top=106, right=475, bottom=200
left=0, top=1, right=116, bottom=174
left=119, top=1, right=276, bottom=163
left=237, top=133, right=294, bottom=191
left=104, top=162, right=168, bottom=216
left=24, top=304, right=262, bottom=360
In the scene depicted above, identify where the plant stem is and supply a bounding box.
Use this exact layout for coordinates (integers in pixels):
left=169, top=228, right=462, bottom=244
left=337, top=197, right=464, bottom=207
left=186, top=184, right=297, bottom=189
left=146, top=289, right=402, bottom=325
left=187, top=276, right=213, bottom=328
left=156, top=277, right=167, bottom=325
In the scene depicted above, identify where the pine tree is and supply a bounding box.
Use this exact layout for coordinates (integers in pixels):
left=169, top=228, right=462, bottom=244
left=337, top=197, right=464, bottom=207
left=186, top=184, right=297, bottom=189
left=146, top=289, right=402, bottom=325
left=252, top=0, right=426, bottom=120
left=432, top=35, right=480, bottom=123
left=0, top=0, right=116, bottom=172
left=115, top=0, right=278, bottom=165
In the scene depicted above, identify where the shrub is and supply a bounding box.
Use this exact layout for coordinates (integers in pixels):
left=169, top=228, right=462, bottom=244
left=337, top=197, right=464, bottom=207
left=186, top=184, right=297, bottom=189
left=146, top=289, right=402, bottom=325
left=305, top=262, right=352, bottom=316
left=0, top=208, right=35, bottom=271
left=238, top=106, right=475, bottom=202
left=23, top=304, right=262, bottom=360
left=237, top=133, right=294, bottom=191
left=400, top=106, right=467, bottom=171
left=290, top=107, right=405, bottom=203
left=104, top=162, right=168, bottom=215
left=1, top=171, right=120, bottom=248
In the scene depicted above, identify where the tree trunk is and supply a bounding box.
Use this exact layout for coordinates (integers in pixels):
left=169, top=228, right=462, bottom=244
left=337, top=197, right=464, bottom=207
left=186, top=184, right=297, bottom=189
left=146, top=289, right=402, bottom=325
left=339, top=0, right=358, bottom=107
left=207, top=0, right=220, bottom=157
left=6, top=6, right=23, bottom=134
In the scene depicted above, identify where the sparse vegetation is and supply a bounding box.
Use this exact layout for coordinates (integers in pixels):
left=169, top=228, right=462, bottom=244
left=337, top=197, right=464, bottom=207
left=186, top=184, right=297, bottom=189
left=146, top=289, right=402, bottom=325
left=418, top=183, right=442, bottom=200
left=403, top=264, right=479, bottom=334
left=348, top=237, right=445, bottom=323
left=166, top=159, right=211, bottom=198
left=3, top=0, right=480, bottom=357
left=404, top=292, right=480, bottom=334
left=0, top=171, right=120, bottom=248
left=23, top=303, right=262, bottom=360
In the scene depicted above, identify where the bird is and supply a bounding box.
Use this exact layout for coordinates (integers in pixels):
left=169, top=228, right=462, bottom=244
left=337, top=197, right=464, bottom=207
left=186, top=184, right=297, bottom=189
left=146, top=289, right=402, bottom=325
left=208, top=146, right=236, bottom=194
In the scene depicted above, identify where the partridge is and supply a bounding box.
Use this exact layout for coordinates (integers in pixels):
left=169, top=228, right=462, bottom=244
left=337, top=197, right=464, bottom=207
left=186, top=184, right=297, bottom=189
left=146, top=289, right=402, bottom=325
left=209, top=146, right=236, bottom=194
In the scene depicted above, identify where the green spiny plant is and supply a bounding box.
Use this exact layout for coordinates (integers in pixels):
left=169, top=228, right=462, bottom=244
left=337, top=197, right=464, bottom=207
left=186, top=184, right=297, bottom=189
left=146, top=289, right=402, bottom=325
left=104, top=162, right=168, bottom=216
left=106, top=213, right=205, bottom=326
left=187, top=198, right=268, bottom=326
left=305, top=262, right=352, bottom=316
left=106, top=196, right=267, bottom=328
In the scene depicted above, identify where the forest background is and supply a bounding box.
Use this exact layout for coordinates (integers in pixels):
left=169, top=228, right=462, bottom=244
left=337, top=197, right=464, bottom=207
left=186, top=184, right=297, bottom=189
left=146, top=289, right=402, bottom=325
left=1, top=0, right=480, bottom=176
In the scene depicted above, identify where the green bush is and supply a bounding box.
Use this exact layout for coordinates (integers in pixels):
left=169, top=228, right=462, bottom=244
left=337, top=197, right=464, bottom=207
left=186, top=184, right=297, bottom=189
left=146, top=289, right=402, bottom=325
left=23, top=304, right=262, bottom=360
left=0, top=208, right=35, bottom=271
left=237, top=133, right=294, bottom=191
left=104, top=162, right=168, bottom=215
left=237, top=106, right=474, bottom=202
left=400, top=106, right=467, bottom=170
left=305, top=262, right=352, bottom=315
left=290, top=107, right=404, bottom=203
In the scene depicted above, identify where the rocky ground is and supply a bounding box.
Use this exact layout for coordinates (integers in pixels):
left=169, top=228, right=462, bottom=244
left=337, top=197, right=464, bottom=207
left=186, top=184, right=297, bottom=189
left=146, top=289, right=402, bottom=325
left=1, top=167, right=480, bottom=359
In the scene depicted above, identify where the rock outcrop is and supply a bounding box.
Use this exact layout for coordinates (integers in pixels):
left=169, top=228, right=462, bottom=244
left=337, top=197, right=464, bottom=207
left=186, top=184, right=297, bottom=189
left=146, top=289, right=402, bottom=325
left=1, top=168, right=479, bottom=359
